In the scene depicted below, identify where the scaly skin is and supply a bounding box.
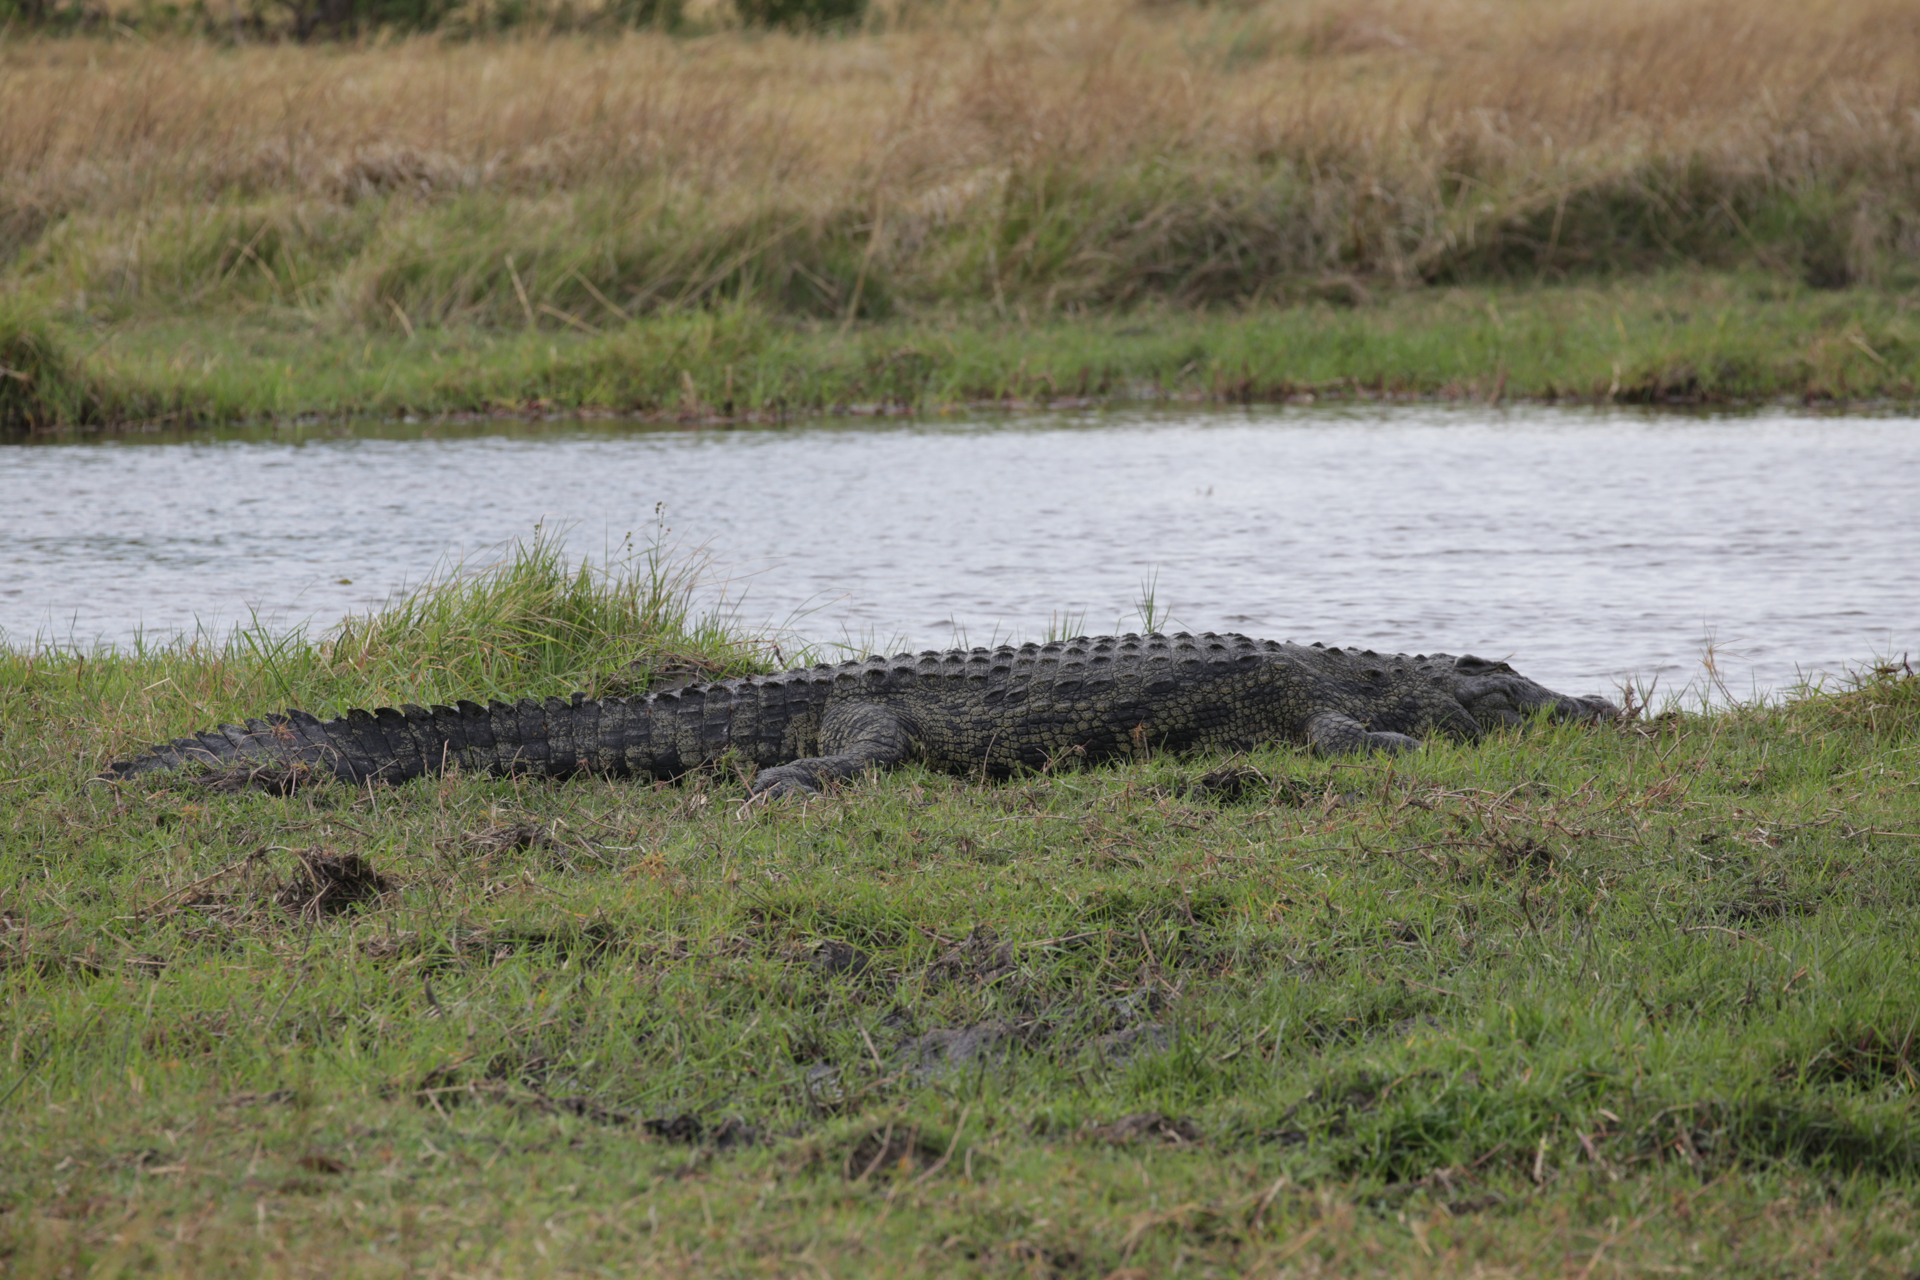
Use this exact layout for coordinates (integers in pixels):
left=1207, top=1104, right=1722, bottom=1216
left=102, top=632, right=1617, bottom=796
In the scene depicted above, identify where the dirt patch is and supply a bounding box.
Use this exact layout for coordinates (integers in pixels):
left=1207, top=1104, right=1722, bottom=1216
left=927, top=925, right=1016, bottom=987
left=1187, top=764, right=1314, bottom=805
left=1084, top=1112, right=1203, bottom=1145
left=643, top=1113, right=703, bottom=1142
left=1191, top=764, right=1268, bottom=802
left=898, top=1021, right=1025, bottom=1080
left=643, top=1114, right=761, bottom=1148
left=842, top=1122, right=946, bottom=1180
left=1091, top=1022, right=1170, bottom=1062
left=276, top=849, right=390, bottom=918
left=813, top=939, right=876, bottom=978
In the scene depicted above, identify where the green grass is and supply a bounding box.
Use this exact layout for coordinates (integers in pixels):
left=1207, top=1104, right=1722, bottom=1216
left=3, top=542, right=1919, bottom=1275
left=0, top=303, right=100, bottom=431
left=7, top=271, right=1920, bottom=433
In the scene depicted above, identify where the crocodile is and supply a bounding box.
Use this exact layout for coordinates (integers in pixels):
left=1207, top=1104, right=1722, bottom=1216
left=102, top=632, right=1617, bottom=796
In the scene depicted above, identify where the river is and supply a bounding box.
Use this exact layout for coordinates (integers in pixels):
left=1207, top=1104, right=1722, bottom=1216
left=3, top=404, right=1914, bottom=703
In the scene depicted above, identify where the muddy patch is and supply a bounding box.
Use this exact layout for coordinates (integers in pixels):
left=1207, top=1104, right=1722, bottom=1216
left=899, top=1021, right=1028, bottom=1080
left=643, top=1114, right=762, bottom=1149
left=275, top=850, right=391, bottom=918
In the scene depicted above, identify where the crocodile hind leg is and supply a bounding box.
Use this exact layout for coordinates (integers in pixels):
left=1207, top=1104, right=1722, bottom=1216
left=747, top=701, right=915, bottom=798
left=1304, top=710, right=1421, bottom=756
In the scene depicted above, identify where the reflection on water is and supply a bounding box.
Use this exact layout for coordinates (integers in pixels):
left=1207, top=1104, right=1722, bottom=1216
left=2, top=406, right=1915, bottom=701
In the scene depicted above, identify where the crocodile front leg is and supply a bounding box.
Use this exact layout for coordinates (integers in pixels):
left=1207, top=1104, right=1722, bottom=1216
left=1304, top=710, right=1421, bottom=756
left=748, top=701, right=915, bottom=798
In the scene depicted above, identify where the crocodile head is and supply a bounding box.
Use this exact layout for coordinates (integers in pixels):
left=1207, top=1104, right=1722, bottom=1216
left=1445, top=655, right=1618, bottom=732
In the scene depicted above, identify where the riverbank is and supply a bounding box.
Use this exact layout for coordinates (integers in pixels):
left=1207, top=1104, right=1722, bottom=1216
left=9, top=0, right=1920, bottom=432
left=6, top=272, right=1920, bottom=433
left=3, top=544, right=1917, bottom=1274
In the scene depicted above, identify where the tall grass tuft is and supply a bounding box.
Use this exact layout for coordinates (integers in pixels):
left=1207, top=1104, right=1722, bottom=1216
left=1781, top=656, right=1920, bottom=742
left=312, top=524, right=770, bottom=707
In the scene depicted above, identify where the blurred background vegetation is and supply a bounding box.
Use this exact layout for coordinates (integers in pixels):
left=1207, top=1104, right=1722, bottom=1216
left=0, top=0, right=858, bottom=39
left=3, top=0, right=1918, bottom=333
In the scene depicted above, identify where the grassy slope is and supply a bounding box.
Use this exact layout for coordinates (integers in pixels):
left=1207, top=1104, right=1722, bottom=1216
left=9, top=272, right=1920, bottom=432
left=3, top=552, right=1918, bottom=1276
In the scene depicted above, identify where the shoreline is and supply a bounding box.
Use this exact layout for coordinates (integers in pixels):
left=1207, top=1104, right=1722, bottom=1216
left=8, top=273, right=1920, bottom=437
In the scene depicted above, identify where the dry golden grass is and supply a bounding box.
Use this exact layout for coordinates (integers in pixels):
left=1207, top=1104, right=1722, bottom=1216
left=4, top=0, right=1919, bottom=324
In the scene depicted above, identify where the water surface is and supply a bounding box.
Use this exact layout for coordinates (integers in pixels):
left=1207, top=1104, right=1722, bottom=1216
left=3, top=405, right=1914, bottom=701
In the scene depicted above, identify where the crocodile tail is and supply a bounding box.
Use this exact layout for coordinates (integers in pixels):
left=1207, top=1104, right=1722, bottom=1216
left=101, top=693, right=678, bottom=785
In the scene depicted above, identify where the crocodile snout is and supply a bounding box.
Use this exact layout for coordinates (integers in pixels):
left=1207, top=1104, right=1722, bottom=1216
left=1550, top=694, right=1619, bottom=723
